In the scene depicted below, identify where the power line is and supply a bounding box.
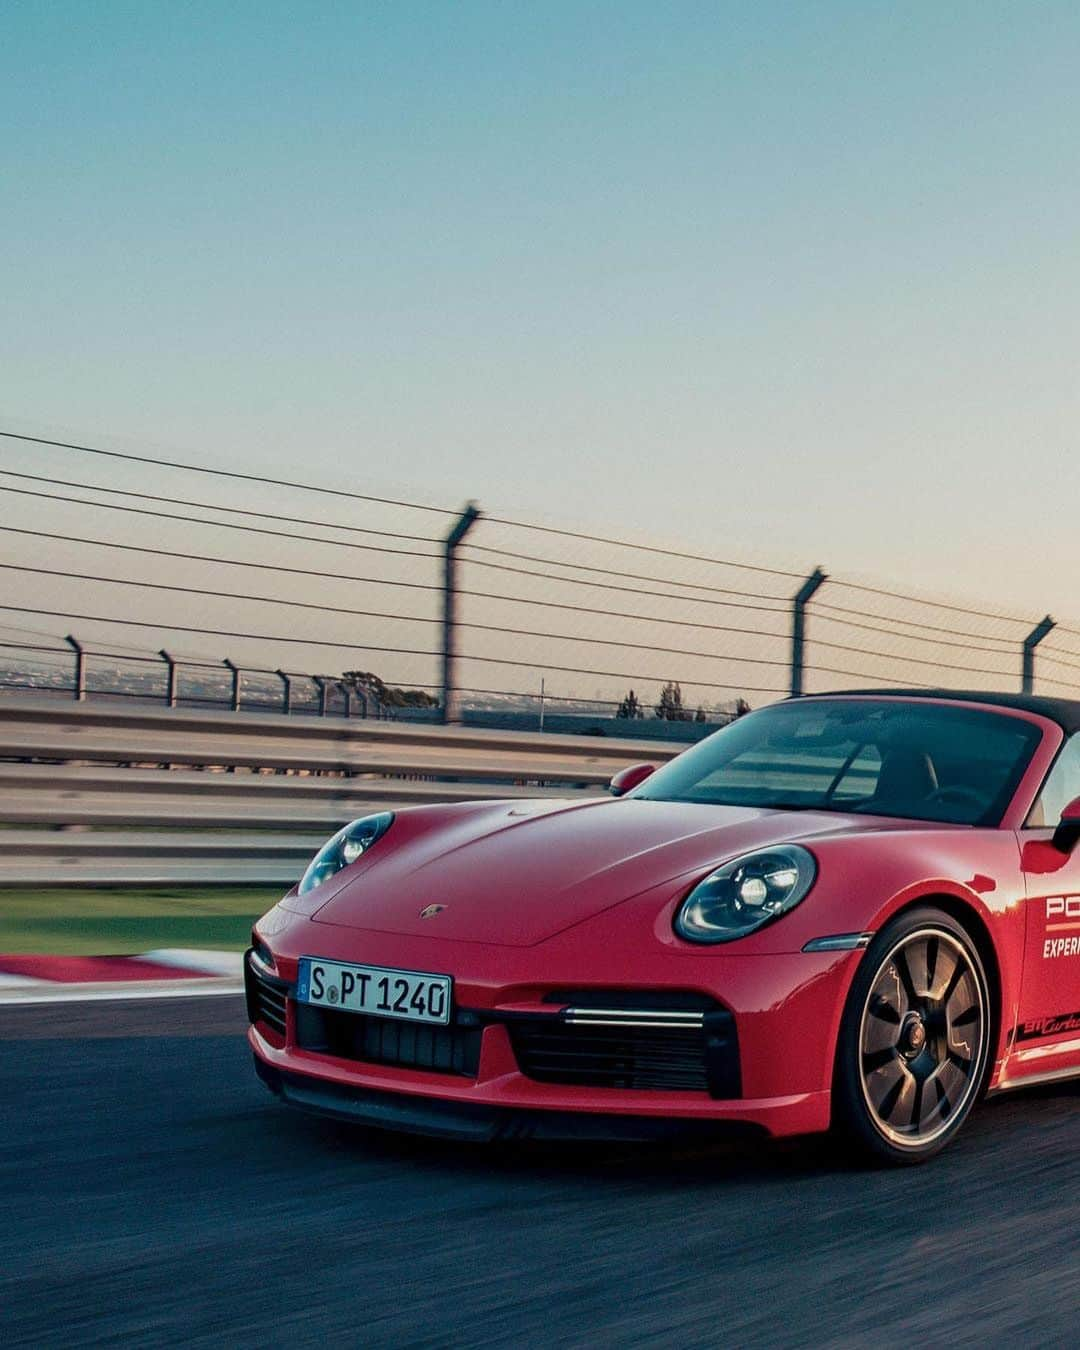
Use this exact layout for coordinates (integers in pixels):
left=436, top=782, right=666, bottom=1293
left=460, top=552, right=790, bottom=613
left=811, top=608, right=1017, bottom=658
left=0, top=484, right=440, bottom=561
left=1038, top=649, right=1080, bottom=674
left=5, top=561, right=1021, bottom=675
left=0, top=524, right=793, bottom=638
left=0, top=562, right=795, bottom=669
left=0, top=604, right=788, bottom=693
left=6, top=425, right=1077, bottom=642
left=0, top=525, right=1030, bottom=664
left=483, top=514, right=804, bottom=579
left=0, top=469, right=440, bottom=544
left=1, top=427, right=802, bottom=580
left=0, top=429, right=457, bottom=517
left=829, top=577, right=1032, bottom=627
left=0, top=488, right=791, bottom=614
left=0, top=525, right=444, bottom=594
left=463, top=541, right=791, bottom=603
left=813, top=599, right=1019, bottom=650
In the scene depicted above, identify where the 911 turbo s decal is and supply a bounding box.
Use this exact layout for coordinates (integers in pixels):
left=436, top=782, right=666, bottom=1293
left=1015, top=1011, right=1080, bottom=1042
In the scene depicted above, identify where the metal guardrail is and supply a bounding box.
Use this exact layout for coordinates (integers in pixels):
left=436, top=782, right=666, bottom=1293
left=0, top=698, right=687, bottom=886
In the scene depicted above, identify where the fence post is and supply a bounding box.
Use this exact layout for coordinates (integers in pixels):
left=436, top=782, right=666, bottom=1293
left=339, top=682, right=353, bottom=718
left=223, top=658, right=241, bottom=712
left=441, top=501, right=482, bottom=724
left=159, top=649, right=178, bottom=708
left=790, top=567, right=827, bottom=697
left=276, top=669, right=292, bottom=715
left=313, top=675, right=329, bottom=716
left=1022, top=616, right=1055, bottom=694
left=64, top=635, right=85, bottom=702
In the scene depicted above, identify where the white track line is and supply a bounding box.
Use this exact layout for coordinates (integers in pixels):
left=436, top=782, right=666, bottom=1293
left=139, top=949, right=245, bottom=977
left=0, top=977, right=244, bottom=1005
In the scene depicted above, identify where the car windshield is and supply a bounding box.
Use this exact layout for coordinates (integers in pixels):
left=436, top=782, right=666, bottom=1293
left=634, top=698, right=1042, bottom=826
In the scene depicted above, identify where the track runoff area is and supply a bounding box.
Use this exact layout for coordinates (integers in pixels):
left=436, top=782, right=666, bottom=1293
left=2, top=982, right=1079, bottom=1347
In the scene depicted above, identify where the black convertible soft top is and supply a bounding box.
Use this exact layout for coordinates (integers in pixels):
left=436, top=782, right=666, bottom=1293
left=804, top=689, right=1080, bottom=737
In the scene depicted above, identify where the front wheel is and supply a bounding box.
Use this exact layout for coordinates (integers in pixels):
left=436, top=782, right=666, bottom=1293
left=833, top=907, right=993, bottom=1164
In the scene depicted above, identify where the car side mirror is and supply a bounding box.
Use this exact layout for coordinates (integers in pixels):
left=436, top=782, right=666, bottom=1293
left=1052, top=796, right=1080, bottom=853
left=608, top=763, right=656, bottom=797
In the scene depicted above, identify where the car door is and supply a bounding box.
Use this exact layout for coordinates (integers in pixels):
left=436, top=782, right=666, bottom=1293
left=1013, top=734, right=1080, bottom=1082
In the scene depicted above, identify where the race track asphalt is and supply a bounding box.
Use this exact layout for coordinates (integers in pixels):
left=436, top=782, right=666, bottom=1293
left=2, top=995, right=1079, bottom=1348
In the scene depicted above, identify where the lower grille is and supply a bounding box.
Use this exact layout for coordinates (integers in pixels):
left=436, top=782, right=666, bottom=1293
left=245, top=955, right=288, bottom=1037
left=509, top=1005, right=739, bottom=1098
left=295, top=1004, right=482, bottom=1078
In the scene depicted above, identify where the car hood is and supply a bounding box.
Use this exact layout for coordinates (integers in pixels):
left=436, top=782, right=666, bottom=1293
left=310, top=796, right=902, bottom=947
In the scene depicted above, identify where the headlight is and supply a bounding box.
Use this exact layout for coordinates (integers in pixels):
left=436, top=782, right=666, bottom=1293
left=674, top=844, right=817, bottom=943
left=298, top=812, right=394, bottom=895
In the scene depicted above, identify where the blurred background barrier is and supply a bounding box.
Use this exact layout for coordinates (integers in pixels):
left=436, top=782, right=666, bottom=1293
left=0, top=698, right=687, bottom=886
left=4, top=427, right=1080, bottom=895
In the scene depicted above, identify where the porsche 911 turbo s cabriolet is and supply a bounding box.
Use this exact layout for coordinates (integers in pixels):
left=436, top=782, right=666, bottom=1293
left=247, top=689, right=1080, bottom=1163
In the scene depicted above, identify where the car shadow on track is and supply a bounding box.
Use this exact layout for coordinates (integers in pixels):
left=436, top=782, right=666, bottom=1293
left=245, top=1073, right=1080, bottom=1188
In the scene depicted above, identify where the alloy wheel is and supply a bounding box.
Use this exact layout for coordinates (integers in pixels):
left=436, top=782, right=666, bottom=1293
left=857, top=927, right=987, bottom=1150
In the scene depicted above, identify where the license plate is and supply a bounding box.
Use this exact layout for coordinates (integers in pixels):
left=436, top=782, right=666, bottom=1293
left=295, top=958, right=452, bottom=1026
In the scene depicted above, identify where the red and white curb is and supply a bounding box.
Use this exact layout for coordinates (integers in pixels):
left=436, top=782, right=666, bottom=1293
left=0, top=949, right=244, bottom=1003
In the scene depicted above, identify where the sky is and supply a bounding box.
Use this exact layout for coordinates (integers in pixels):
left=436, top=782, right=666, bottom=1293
left=2, top=1, right=1080, bottom=691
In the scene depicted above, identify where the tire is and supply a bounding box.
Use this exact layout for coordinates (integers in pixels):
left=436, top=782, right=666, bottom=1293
left=832, top=906, right=993, bottom=1165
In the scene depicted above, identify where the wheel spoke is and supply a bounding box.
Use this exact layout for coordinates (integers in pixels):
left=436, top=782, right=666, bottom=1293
left=893, top=948, right=919, bottom=1005
left=909, top=1078, right=926, bottom=1130
left=946, top=976, right=980, bottom=1058
left=875, top=1061, right=915, bottom=1123
left=930, top=1057, right=968, bottom=1116
left=941, top=955, right=966, bottom=1006
left=863, top=1046, right=896, bottom=1073
left=869, top=997, right=901, bottom=1026
left=925, top=935, right=939, bottom=993
left=933, top=1074, right=951, bottom=1121
left=929, top=945, right=959, bottom=1002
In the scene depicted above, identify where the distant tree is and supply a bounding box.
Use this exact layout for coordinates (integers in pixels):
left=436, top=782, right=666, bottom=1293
left=694, top=705, right=707, bottom=722
left=654, top=681, right=691, bottom=721
left=341, top=670, right=437, bottom=712
left=616, top=688, right=643, bottom=719
left=733, top=697, right=751, bottom=719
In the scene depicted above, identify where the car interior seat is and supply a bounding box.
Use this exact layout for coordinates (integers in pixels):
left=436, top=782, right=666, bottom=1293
left=871, top=747, right=939, bottom=810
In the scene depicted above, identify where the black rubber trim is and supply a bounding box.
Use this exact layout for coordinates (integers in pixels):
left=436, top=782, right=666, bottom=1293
left=254, top=1058, right=763, bottom=1144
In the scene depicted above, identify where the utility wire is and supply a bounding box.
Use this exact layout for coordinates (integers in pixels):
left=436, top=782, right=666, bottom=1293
left=460, top=552, right=790, bottom=613
left=482, top=514, right=803, bottom=579
left=0, top=524, right=792, bottom=638
left=0, top=429, right=457, bottom=517
left=462, top=542, right=791, bottom=603
left=6, top=427, right=1076, bottom=639
left=0, top=525, right=443, bottom=594
left=811, top=608, right=1017, bottom=658
left=829, top=577, right=1032, bottom=627
left=0, top=605, right=791, bottom=694
left=0, top=526, right=1028, bottom=661
left=0, top=491, right=792, bottom=615
left=0, top=469, right=440, bottom=544
left=813, top=599, right=1019, bottom=650
left=0, top=484, right=440, bottom=561
left=0, top=562, right=795, bottom=669
left=3, top=561, right=1019, bottom=673
left=1, top=427, right=805, bottom=579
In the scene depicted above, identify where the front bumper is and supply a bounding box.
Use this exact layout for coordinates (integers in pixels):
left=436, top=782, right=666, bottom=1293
left=246, top=930, right=856, bottom=1141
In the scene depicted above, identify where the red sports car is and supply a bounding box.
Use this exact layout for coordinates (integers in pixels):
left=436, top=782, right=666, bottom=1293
left=247, top=690, right=1080, bottom=1163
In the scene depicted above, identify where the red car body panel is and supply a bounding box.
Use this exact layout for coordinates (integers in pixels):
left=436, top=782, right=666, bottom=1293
left=249, top=694, right=1080, bottom=1140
